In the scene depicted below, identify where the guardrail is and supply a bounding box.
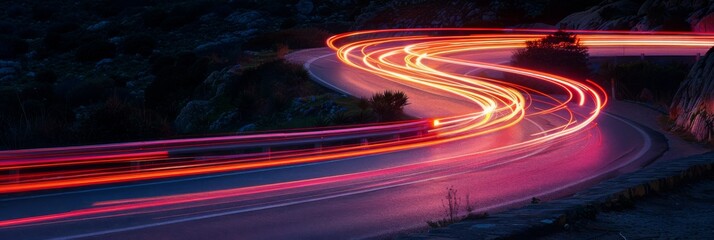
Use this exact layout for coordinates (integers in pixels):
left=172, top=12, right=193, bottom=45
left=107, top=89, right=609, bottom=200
left=0, top=120, right=434, bottom=191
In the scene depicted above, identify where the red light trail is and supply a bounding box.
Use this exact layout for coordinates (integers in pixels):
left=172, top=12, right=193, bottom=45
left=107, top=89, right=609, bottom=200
left=0, top=28, right=712, bottom=228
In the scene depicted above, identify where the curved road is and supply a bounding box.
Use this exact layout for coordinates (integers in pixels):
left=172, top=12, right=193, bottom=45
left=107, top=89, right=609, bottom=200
left=0, top=30, right=710, bottom=239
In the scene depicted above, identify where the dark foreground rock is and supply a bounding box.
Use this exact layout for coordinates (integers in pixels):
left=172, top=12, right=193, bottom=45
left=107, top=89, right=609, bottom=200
left=405, top=151, right=714, bottom=239
left=670, top=47, right=714, bottom=143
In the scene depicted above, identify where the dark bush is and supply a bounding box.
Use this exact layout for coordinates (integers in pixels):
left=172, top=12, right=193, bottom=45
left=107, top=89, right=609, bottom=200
left=0, top=36, right=29, bottom=59
left=0, top=88, right=20, bottom=115
left=280, top=18, right=298, bottom=29
left=20, top=83, right=54, bottom=102
left=32, top=5, right=54, bottom=21
left=6, top=5, right=27, bottom=18
left=369, top=90, right=409, bottom=122
left=142, top=8, right=167, bottom=28
left=145, top=52, right=214, bottom=116
left=17, top=26, right=41, bottom=39
left=77, top=97, right=171, bottom=143
left=110, top=74, right=129, bottom=87
left=84, top=0, right=153, bottom=18
left=0, top=111, right=73, bottom=150
left=48, top=22, right=80, bottom=34
left=600, top=61, right=690, bottom=103
left=121, top=34, right=156, bottom=56
left=42, top=32, right=63, bottom=51
left=209, top=2, right=234, bottom=18
left=162, top=2, right=215, bottom=30
left=228, top=60, right=318, bottom=120
left=56, top=78, right=112, bottom=106
left=35, top=70, right=58, bottom=84
left=0, top=22, right=15, bottom=35
left=75, top=40, right=116, bottom=62
left=243, top=28, right=332, bottom=51
left=512, top=30, right=590, bottom=81
left=42, top=24, right=87, bottom=53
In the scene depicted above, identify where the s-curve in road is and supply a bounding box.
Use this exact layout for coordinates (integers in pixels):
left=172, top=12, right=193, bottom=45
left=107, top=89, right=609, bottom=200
left=2, top=29, right=712, bottom=239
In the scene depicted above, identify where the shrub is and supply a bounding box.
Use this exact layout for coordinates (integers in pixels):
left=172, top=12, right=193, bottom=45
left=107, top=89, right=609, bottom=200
left=0, top=88, right=20, bottom=115
left=17, top=26, right=41, bottom=39
left=20, top=83, right=54, bottom=103
left=121, top=34, right=156, bottom=56
left=142, top=8, right=167, bottom=28
left=146, top=1, right=215, bottom=30
left=512, top=30, right=590, bottom=81
left=83, top=0, right=152, bottom=18
left=48, top=22, right=80, bottom=34
left=56, top=78, right=112, bottom=106
left=77, top=97, right=171, bottom=143
left=32, top=5, right=54, bottom=21
left=227, top=60, right=319, bottom=121
left=369, top=90, right=409, bottom=122
left=43, top=23, right=81, bottom=52
left=243, top=28, right=332, bottom=51
left=0, top=22, right=15, bottom=35
left=75, top=40, right=116, bottom=62
left=35, top=70, right=58, bottom=84
left=427, top=186, right=473, bottom=228
left=6, top=5, right=27, bottom=18
left=145, top=52, right=213, bottom=116
left=0, top=36, right=29, bottom=59
left=0, top=111, right=73, bottom=150
left=599, top=60, right=690, bottom=104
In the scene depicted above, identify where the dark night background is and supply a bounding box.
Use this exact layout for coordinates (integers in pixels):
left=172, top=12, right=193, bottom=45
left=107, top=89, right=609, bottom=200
left=2, top=1, right=714, bottom=239
left=1, top=0, right=713, bottom=149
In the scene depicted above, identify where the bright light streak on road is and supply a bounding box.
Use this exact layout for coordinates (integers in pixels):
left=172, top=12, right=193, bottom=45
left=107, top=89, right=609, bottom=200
left=0, top=28, right=712, bottom=229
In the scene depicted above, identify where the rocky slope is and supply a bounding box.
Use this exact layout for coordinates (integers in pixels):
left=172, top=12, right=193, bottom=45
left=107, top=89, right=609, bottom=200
left=557, top=0, right=714, bottom=31
left=670, top=47, right=714, bottom=143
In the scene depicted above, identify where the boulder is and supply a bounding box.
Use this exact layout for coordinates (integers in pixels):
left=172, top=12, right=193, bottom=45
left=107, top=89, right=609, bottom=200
left=694, top=12, right=714, bottom=32
left=87, top=21, right=110, bottom=31
left=238, top=123, right=256, bottom=132
left=209, top=110, right=240, bottom=131
left=225, top=11, right=264, bottom=28
left=557, top=0, right=713, bottom=31
left=557, top=1, right=639, bottom=30
left=174, top=100, right=211, bottom=134
left=670, top=47, right=714, bottom=142
left=174, top=69, right=240, bottom=133
left=0, top=60, right=20, bottom=83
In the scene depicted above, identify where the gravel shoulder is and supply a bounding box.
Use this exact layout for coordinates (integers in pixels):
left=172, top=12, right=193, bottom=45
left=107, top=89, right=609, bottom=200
left=539, top=178, right=714, bottom=240
left=539, top=100, right=714, bottom=240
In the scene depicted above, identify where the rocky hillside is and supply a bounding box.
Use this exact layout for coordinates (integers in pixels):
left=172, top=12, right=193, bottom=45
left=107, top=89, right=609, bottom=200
left=557, top=0, right=714, bottom=31
left=351, top=0, right=600, bottom=29
left=670, top=47, right=714, bottom=143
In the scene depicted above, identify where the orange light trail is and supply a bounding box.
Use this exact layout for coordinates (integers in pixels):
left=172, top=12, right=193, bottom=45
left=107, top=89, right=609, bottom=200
left=1, top=28, right=713, bottom=196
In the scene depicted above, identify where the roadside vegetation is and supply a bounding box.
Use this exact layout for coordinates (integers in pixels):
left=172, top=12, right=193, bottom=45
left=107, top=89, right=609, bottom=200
left=511, top=30, right=692, bottom=110
left=511, top=30, right=590, bottom=81
left=369, top=90, right=409, bottom=122
left=427, top=186, right=486, bottom=228
left=595, top=60, right=692, bottom=107
left=0, top=0, right=413, bottom=150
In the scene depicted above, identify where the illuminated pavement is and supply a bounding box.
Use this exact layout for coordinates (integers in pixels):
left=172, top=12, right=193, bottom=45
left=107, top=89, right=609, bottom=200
left=1, top=29, right=712, bottom=239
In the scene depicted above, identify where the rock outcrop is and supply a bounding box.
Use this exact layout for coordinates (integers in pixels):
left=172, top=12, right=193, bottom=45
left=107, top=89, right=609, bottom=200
left=670, top=47, right=714, bottom=142
left=0, top=60, right=20, bottom=83
left=174, top=70, right=239, bottom=134
left=558, top=0, right=714, bottom=32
